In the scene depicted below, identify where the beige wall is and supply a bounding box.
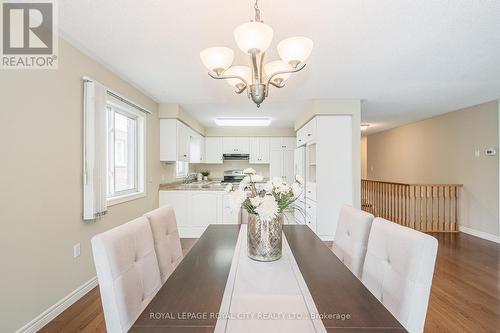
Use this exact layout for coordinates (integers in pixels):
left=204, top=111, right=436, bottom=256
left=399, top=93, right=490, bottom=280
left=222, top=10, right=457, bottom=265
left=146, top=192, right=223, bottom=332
left=0, top=38, right=177, bottom=332
left=367, top=101, right=499, bottom=236
left=361, top=136, right=368, bottom=179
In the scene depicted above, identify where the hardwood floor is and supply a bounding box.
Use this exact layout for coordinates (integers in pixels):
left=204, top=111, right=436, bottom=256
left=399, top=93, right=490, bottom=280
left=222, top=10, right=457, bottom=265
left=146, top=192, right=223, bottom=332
left=40, top=234, right=500, bottom=333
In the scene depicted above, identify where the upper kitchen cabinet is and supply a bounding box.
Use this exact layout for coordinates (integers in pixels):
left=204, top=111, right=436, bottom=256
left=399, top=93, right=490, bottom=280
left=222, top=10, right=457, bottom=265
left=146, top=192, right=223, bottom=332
left=296, top=118, right=317, bottom=147
left=270, top=137, right=296, bottom=151
left=249, top=137, right=270, bottom=164
left=189, top=131, right=205, bottom=163
left=160, top=119, right=191, bottom=162
left=222, top=137, right=250, bottom=154
left=205, top=137, right=223, bottom=164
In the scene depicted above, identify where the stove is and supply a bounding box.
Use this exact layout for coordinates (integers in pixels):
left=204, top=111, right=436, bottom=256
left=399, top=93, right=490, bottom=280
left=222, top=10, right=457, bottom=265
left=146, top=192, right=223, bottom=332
left=222, top=169, right=245, bottom=184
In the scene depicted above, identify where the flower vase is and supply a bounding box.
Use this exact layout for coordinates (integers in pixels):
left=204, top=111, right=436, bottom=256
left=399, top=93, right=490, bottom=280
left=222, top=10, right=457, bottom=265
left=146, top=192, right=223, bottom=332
left=247, top=213, right=283, bottom=261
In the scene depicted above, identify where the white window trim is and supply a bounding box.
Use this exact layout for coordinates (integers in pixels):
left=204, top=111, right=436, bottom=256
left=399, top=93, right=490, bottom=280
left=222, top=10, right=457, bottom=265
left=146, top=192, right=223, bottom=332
left=106, top=95, right=146, bottom=206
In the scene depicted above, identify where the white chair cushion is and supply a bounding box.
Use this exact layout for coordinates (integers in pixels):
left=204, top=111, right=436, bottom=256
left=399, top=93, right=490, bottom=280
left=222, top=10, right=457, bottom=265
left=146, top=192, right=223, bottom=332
left=361, top=218, right=438, bottom=333
left=144, top=205, right=183, bottom=283
left=91, top=216, right=161, bottom=333
left=331, top=205, right=374, bottom=278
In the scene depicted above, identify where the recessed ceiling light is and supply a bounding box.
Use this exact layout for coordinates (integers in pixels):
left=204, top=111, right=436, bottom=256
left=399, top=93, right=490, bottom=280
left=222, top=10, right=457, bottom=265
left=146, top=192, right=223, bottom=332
left=361, top=124, right=370, bottom=130
left=214, top=117, right=272, bottom=127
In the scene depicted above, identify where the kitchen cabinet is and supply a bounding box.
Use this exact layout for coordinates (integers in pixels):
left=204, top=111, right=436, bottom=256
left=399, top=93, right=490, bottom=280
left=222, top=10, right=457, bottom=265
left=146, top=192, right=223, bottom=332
left=223, top=137, right=250, bottom=154
left=249, top=137, right=270, bottom=164
left=189, top=131, right=204, bottom=163
left=159, top=190, right=241, bottom=237
left=270, top=137, right=295, bottom=151
left=204, top=137, right=223, bottom=163
left=296, top=118, right=317, bottom=147
left=296, top=115, right=353, bottom=241
left=160, top=119, right=190, bottom=162
left=270, top=149, right=294, bottom=183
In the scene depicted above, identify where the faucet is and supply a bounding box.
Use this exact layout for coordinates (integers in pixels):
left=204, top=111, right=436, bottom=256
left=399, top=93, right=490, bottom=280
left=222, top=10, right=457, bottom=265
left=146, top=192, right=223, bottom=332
left=183, top=173, right=198, bottom=184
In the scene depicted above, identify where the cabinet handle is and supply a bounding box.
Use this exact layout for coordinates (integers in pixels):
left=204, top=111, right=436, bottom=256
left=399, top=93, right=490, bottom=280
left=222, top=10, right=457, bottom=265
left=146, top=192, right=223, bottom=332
left=307, top=133, right=311, bottom=137
left=183, top=154, right=187, bottom=157
left=308, top=190, right=311, bottom=193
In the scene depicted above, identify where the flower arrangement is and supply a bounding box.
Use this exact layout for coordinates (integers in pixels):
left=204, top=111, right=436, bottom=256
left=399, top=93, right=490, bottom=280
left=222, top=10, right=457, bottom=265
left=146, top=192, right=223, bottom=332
left=225, top=168, right=304, bottom=222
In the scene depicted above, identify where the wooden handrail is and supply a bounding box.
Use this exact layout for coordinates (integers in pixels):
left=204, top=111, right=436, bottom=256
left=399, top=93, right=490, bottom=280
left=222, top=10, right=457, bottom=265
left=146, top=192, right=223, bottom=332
left=361, top=179, right=462, bottom=232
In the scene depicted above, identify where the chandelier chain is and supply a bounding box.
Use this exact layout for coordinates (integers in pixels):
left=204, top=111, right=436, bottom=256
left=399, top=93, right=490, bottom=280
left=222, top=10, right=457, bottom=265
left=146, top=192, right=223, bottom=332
left=254, top=0, right=261, bottom=22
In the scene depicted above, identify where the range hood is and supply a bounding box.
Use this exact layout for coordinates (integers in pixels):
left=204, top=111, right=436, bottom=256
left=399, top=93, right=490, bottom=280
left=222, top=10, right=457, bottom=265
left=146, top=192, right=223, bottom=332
left=223, top=154, right=249, bottom=161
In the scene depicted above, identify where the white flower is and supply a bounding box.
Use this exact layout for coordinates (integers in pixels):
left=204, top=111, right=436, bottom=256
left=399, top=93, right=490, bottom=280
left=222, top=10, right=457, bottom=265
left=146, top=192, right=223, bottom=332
left=224, top=184, right=233, bottom=193
left=292, top=183, right=302, bottom=197
left=239, top=177, right=250, bottom=190
left=263, top=181, right=274, bottom=193
left=243, top=168, right=256, bottom=175
left=250, top=196, right=263, bottom=207
left=277, top=183, right=291, bottom=195
left=255, top=195, right=279, bottom=222
left=295, top=175, right=304, bottom=185
left=250, top=174, right=264, bottom=182
left=230, top=190, right=247, bottom=210
left=272, top=177, right=284, bottom=187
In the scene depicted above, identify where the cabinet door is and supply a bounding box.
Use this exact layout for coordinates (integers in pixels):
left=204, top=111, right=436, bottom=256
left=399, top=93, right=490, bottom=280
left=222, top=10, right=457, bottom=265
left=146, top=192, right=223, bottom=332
left=269, top=151, right=283, bottom=179
left=237, top=137, right=250, bottom=154
left=189, top=192, right=219, bottom=227
left=222, top=137, right=236, bottom=154
left=249, top=137, right=260, bottom=164
left=259, top=137, right=270, bottom=163
left=222, top=194, right=240, bottom=224
left=205, top=137, right=223, bottom=163
left=296, top=127, right=306, bottom=147
left=199, top=136, right=205, bottom=163
left=160, top=119, right=177, bottom=161
left=270, top=137, right=283, bottom=150
left=282, top=137, right=296, bottom=150
left=282, top=149, right=295, bottom=183
left=189, top=132, right=202, bottom=163
left=305, top=200, right=317, bottom=232
left=177, top=122, right=190, bottom=161
left=159, top=191, right=189, bottom=227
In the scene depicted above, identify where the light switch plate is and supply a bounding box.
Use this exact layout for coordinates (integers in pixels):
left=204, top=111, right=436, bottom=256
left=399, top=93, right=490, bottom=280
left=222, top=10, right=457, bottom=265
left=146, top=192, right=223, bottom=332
left=73, top=243, right=81, bottom=258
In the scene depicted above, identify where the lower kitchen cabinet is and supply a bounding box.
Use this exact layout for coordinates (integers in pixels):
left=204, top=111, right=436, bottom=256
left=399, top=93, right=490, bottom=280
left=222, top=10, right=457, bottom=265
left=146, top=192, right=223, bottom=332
left=159, top=191, right=240, bottom=237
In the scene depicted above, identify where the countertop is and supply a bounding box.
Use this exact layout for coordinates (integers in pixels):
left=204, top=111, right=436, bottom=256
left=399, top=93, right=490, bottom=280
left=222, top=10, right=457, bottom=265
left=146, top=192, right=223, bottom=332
left=159, top=181, right=228, bottom=191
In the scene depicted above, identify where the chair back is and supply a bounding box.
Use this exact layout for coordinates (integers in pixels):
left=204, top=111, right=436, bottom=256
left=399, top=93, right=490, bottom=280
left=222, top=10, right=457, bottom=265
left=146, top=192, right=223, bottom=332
left=144, top=205, right=183, bottom=283
left=332, top=205, right=374, bottom=278
left=91, top=216, right=161, bottom=333
left=361, top=217, right=438, bottom=333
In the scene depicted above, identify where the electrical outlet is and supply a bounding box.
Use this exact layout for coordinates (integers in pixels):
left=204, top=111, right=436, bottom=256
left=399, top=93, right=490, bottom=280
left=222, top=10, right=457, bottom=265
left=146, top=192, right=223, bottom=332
left=161, top=174, right=166, bottom=182
left=73, top=243, right=81, bottom=258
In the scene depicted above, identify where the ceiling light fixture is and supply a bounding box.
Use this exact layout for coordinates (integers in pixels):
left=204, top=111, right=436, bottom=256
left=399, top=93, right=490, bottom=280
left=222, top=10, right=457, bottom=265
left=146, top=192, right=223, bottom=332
left=200, top=0, right=313, bottom=108
left=214, top=117, right=272, bottom=127
left=361, top=124, right=370, bottom=131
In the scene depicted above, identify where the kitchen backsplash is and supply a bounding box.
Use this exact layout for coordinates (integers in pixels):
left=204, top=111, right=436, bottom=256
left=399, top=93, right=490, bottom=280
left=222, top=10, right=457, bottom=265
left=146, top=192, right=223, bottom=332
left=191, top=161, right=270, bottom=179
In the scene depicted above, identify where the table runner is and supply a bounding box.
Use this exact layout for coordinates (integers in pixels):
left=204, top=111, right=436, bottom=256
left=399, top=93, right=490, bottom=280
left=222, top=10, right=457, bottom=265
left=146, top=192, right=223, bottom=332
left=214, top=225, right=327, bottom=333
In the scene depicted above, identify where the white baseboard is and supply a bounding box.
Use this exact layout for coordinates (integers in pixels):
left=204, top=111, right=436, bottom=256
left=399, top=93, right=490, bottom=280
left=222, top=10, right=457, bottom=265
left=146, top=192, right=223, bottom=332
left=15, top=276, right=98, bottom=333
left=459, top=226, right=500, bottom=244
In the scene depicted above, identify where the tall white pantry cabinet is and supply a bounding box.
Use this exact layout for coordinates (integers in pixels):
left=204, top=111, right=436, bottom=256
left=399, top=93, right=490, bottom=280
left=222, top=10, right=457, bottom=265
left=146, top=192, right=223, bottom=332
left=296, top=115, right=353, bottom=241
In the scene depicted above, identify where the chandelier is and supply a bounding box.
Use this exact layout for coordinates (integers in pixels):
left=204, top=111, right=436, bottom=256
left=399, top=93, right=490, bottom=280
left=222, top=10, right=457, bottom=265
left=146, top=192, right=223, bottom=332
left=200, top=0, right=313, bottom=107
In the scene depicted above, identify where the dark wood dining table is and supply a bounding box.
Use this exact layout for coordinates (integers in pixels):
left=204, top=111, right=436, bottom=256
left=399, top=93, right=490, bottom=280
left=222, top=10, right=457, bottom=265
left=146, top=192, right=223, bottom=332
left=130, top=224, right=407, bottom=333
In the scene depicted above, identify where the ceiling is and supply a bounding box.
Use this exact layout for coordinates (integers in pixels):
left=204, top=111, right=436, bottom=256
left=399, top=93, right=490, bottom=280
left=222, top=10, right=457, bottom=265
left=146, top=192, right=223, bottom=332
left=59, top=0, right=500, bottom=133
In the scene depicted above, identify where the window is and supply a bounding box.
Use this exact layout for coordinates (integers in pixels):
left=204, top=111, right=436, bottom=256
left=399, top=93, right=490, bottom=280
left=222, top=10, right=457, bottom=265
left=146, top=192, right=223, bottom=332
left=106, top=95, right=145, bottom=204
left=176, top=161, right=189, bottom=178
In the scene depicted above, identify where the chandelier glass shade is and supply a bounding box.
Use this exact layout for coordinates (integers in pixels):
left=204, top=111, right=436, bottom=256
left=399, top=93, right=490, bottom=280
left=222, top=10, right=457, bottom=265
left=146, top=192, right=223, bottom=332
left=200, top=0, right=313, bottom=107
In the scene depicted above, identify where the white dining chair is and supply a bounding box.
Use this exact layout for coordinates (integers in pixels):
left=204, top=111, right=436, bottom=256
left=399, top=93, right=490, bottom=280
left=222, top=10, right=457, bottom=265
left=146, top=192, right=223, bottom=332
left=331, top=204, right=374, bottom=278
left=91, top=216, right=162, bottom=333
left=144, top=205, right=183, bottom=284
left=361, top=217, right=438, bottom=333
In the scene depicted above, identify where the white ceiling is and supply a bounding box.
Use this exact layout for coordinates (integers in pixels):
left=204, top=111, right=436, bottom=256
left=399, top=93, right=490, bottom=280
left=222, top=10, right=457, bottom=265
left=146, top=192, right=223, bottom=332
left=59, top=0, right=500, bottom=133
